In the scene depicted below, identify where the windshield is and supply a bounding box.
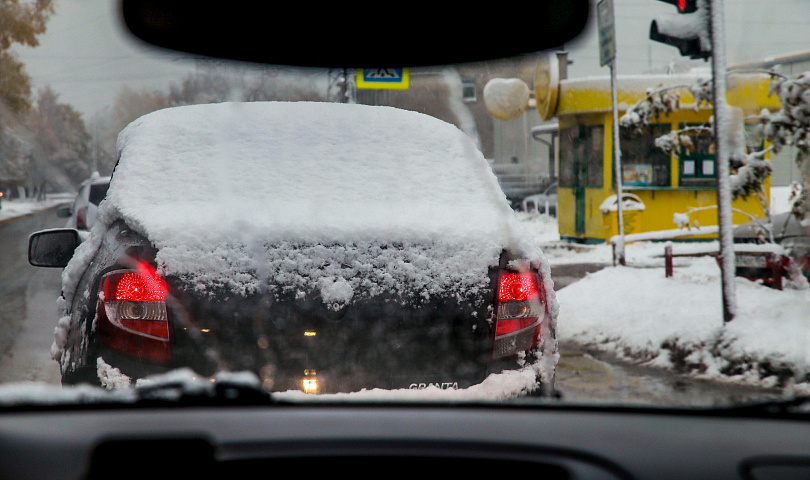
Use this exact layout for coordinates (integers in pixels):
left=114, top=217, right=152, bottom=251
left=1, top=0, right=809, bottom=409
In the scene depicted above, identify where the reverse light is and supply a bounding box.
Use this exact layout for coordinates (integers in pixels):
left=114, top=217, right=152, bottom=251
left=98, top=262, right=171, bottom=363
left=493, top=271, right=544, bottom=359
left=302, top=378, right=319, bottom=394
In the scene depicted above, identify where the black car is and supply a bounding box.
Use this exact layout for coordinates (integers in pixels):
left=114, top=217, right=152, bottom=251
left=29, top=101, right=557, bottom=396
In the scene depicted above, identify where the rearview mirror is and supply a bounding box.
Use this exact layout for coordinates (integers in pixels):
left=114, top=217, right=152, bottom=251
left=28, top=229, right=81, bottom=268
left=119, top=0, right=590, bottom=67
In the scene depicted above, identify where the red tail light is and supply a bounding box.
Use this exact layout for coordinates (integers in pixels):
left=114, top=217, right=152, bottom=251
left=493, top=271, right=544, bottom=359
left=498, top=272, right=539, bottom=302
left=97, top=262, right=171, bottom=363
left=76, top=206, right=88, bottom=230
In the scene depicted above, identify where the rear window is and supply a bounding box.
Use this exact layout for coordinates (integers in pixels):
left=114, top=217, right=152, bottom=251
left=89, top=182, right=109, bottom=206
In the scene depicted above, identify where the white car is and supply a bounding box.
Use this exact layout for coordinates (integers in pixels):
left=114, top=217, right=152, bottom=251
left=63, top=173, right=111, bottom=231
left=522, top=184, right=557, bottom=216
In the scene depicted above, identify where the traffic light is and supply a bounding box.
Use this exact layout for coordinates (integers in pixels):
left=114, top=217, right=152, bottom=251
left=649, top=0, right=711, bottom=60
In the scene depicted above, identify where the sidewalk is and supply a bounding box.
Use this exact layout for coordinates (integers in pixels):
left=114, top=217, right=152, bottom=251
left=0, top=194, right=72, bottom=226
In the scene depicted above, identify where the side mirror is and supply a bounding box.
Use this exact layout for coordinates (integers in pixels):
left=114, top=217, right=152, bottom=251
left=56, top=205, right=72, bottom=218
left=28, top=229, right=81, bottom=268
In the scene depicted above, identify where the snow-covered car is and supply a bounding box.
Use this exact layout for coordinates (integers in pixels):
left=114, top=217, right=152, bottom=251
left=522, top=184, right=557, bottom=216
left=62, top=172, right=111, bottom=231
left=28, top=101, right=558, bottom=394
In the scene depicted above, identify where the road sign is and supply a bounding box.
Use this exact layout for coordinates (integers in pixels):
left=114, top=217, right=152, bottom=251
left=356, top=68, right=410, bottom=90
left=597, top=0, right=616, bottom=66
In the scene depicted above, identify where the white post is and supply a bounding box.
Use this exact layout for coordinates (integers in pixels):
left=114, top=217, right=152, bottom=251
left=708, top=0, right=736, bottom=322
left=611, top=59, right=625, bottom=266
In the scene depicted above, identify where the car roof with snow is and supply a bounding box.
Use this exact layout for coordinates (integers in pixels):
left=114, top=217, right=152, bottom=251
left=108, top=102, right=522, bottom=245
left=75, top=101, right=551, bottom=302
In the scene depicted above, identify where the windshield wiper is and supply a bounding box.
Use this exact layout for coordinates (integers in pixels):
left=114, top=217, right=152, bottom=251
left=132, top=375, right=278, bottom=407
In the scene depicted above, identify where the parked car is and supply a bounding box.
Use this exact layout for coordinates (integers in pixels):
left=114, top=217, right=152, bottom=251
left=521, top=184, right=557, bottom=216
left=61, top=173, right=111, bottom=231
left=29, top=101, right=557, bottom=395
left=733, top=211, right=810, bottom=286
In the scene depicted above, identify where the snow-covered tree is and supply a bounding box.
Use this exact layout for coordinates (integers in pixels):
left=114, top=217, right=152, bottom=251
left=758, top=73, right=810, bottom=221
left=620, top=75, right=780, bottom=224
left=26, top=86, right=92, bottom=189
left=620, top=71, right=810, bottom=286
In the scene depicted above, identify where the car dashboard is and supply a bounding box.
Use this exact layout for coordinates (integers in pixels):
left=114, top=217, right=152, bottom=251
left=2, top=403, right=810, bottom=480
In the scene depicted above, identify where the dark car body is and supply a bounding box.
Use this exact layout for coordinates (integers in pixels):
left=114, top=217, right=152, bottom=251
left=38, top=101, right=557, bottom=396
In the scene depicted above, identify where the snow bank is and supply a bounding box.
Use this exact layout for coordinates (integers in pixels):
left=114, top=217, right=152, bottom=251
left=557, top=257, right=810, bottom=386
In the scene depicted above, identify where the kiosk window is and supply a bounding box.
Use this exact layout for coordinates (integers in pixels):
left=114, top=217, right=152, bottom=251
left=619, top=124, right=671, bottom=187
left=679, top=123, right=715, bottom=187
left=559, top=125, right=604, bottom=188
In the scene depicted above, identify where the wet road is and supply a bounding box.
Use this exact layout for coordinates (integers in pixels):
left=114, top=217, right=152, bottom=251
left=554, top=341, right=779, bottom=407
left=0, top=206, right=64, bottom=384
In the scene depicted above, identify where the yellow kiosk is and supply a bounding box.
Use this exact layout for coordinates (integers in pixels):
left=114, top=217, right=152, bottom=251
left=535, top=60, right=780, bottom=244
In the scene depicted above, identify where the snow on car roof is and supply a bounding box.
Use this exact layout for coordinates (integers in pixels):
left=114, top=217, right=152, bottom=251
left=109, top=101, right=511, bottom=244
left=72, top=102, right=550, bottom=301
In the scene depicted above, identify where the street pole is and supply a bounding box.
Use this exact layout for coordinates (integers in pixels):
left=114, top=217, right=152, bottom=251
left=598, top=0, right=625, bottom=266
left=708, top=0, right=736, bottom=322
left=327, top=69, right=356, bottom=104
left=611, top=58, right=625, bottom=266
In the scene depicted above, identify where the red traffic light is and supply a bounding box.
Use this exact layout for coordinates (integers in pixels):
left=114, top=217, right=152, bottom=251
left=657, top=0, right=697, bottom=14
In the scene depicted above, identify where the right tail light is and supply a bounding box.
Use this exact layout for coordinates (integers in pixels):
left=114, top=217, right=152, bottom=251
left=492, top=271, right=545, bottom=359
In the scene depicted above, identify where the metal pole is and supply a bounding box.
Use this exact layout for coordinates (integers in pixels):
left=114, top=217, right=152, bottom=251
left=708, top=0, right=736, bottom=322
left=611, top=59, right=626, bottom=266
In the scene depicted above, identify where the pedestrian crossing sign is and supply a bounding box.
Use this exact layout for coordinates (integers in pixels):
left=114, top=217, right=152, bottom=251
left=356, top=68, right=410, bottom=90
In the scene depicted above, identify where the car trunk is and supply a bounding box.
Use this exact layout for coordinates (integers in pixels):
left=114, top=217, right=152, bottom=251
left=166, top=268, right=499, bottom=394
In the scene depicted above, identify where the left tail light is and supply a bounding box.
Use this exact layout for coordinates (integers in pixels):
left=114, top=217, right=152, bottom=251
left=492, top=271, right=544, bottom=359
left=97, top=261, right=171, bottom=363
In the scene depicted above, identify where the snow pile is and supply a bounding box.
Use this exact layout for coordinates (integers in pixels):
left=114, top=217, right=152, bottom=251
left=557, top=257, right=810, bottom=386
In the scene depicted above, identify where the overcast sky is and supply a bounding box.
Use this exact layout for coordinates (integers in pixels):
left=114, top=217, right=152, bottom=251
left=13, top=0, right=810, bottom=118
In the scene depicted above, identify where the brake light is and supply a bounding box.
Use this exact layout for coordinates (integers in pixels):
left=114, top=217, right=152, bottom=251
left=498, top=272, right=539, bottom=302
left=493, top=272, right=544, bottom=359
left=115, top=271, right=167, bottom=301
left=98, top=262, right=171, bottom=363
left=76, top=206, right=88, bottom=230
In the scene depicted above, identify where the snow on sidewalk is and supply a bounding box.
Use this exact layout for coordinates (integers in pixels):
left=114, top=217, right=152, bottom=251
left=518, top=213, right=810, bottom=389
left=0, top=195, right=72, bottom=224
left=557, top=259, right=810, bottom=387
